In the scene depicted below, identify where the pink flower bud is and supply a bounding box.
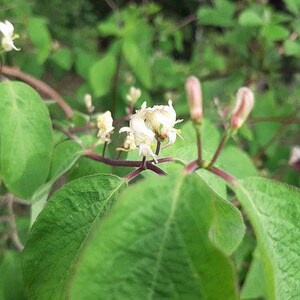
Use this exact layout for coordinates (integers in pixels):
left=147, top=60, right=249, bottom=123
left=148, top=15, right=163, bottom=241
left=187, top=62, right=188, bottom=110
left=185, top=76, right=203, bottom=121
left=289, top=146, right=300, bottom=172
left=231, top=87, right=254, bottom=129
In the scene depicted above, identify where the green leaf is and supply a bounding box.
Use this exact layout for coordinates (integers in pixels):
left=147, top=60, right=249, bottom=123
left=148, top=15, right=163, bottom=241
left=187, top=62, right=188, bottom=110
left=89, top=54, right=117, bottom=97
left=235, top=177, right=300, bottom=299
left=261, top=24, right=289, bottom=41
left=0, top=81, right=53, bottom=199
left=197, top=0, right=235, bottom=27
left=51, top=48, right=73, bottom=71
left=27, top=17, right=51, bottom=64
left=75, top=49, right=97, bottom=80
left=241, top=248, right=267, bottom=299
left=30, top=141, right=84, bottom=224
left=0, top=252, right=25, bottom=300
left=284, top=0, right=300, bottom=15
left=49, top=140, right=84, bottom=180
left=22, top=174, right=126, bottom=299
left=284, top=40, right=300, bottom=57
left=123, top=41, right=152, bottom=88
left=220, top=146, right=258, bottom=178
left=238, top=10, right=264, bottom=27
left=69, top=174, right=242, bottom=299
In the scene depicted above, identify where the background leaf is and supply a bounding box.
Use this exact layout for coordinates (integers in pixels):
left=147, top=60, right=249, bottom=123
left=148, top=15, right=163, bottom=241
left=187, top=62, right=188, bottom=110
left=27, top=17, right=51, bottom=64
left=89, top=54, right=117, bottom=97
left=0, top=81, right=53, bottom=199
left=122, top=41, right=152, bottom=88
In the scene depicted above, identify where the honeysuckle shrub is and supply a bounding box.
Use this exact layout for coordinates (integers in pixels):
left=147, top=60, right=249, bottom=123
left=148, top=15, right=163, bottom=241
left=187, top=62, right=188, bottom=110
left=0, top=1, right=300, bottom=299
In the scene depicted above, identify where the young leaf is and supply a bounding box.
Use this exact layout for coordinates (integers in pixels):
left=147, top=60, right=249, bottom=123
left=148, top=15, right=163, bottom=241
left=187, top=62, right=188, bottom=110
left=235, top=177, right=300, bottom=299
left=122, top=41, right=152, bottom=88
left=89, top=54, right=117, bottom=97
left=69, top=174, right=243, bottom=299
left=27, top=17, right=51, bottom=64
left=0, top=81, right=53, bottom=199
left=22, top=174, right=126, bottom=299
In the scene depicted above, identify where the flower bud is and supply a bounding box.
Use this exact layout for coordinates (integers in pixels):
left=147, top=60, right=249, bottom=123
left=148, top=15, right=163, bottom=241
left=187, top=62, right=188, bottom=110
left=231, top=87, right=254, bottom=129
left=126, top=87, right=141, bottom=104
left=84, top=93, right=94, bottom=113
left=185, top=76, right=203, bottom=121
left=289, top=146, right=300, bottom=172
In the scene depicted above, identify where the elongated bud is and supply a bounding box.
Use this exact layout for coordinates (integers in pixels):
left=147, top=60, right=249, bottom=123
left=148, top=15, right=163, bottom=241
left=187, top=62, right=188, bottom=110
left=84, top=93, right=94, bottom=113
left=126, top=86, right=141, bottom=104
left=289, top=146, right=300, bottom=172
left=185, top=76, right=203, bottom=121
left=231, top=87, right=254, bottom=129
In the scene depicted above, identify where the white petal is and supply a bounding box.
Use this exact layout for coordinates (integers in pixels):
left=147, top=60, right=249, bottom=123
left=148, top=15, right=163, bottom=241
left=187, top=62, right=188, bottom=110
left=139, top=144, right=158, bottom=163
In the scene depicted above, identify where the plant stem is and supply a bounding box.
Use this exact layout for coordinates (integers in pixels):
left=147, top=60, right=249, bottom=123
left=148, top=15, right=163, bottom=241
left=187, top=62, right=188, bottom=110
left=125, top=161, right=167, bottom=182
left=102, top=142, right=107, bottom=157
left=7, top=195, right=24, bottom=252
left=1, top=66, right=73, bottom=118
left=85, top=149, right=173, bottom=168
left=155, top=141, right=161, bottom=155
left=209, top=131, right=230, bottom=167
left=249, top=116, right=300, bottom=124
left=125, top=167, right=144, bottom=181
left=184, top=160, right=200, bottom=174
left=147, top=163, right=167, bottom=175
left=193, top=122, right=202, bottom=162
left=208, top=166, right=237, bottom=185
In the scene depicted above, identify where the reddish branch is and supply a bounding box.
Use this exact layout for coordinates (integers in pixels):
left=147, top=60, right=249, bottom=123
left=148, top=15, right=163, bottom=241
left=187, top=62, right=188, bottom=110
left=249, top=116, right=300, bottom=124
left=1, top=65, right=73, bottom=118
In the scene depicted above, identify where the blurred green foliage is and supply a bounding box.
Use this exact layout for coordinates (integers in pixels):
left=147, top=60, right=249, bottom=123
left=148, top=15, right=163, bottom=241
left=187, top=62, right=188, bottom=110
left=1, top=1, right=300, bottom=298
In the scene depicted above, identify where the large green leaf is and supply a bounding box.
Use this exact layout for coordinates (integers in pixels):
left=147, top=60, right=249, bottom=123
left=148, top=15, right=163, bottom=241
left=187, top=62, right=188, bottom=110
left=0, top=81, right=53, bottom=199
left=235, top=177, right=300, bottom=299
left=69, top=174, right=243, bottom=299
left=22, top=174, right=126, bottom=299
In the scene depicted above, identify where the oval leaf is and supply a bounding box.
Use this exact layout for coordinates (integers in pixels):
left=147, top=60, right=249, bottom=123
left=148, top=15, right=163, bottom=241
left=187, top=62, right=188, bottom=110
left=69, top=174, right=243, bottom=299
left=0, top=81, right=53, bottom=199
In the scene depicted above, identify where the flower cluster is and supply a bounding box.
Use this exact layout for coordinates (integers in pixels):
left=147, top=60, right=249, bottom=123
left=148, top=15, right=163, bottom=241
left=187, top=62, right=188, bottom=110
left=119, top=100, right=182, bottom=162
left=0, top=20, right=19, bottom=52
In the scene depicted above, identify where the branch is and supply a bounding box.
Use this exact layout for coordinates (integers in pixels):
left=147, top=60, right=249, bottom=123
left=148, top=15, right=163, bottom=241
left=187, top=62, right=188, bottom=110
left=1, top=66, right=73, bottom=118
left=85, top=150, right=173, bottom=167
left=7, top=195, right=24, bottom=252
left=249, top=116, right=300, bottom=124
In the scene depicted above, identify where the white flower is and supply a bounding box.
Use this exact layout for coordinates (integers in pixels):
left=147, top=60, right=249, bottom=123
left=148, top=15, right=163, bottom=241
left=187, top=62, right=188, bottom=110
left=145, top=100, right=183, bottom=148
left=120, top=102, right=157, bottom=162
left=126, top=86, right=141, bottom=104
left=97, top=111, right=114, bottom=142
left=0, top=20, right=20, bottom=52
